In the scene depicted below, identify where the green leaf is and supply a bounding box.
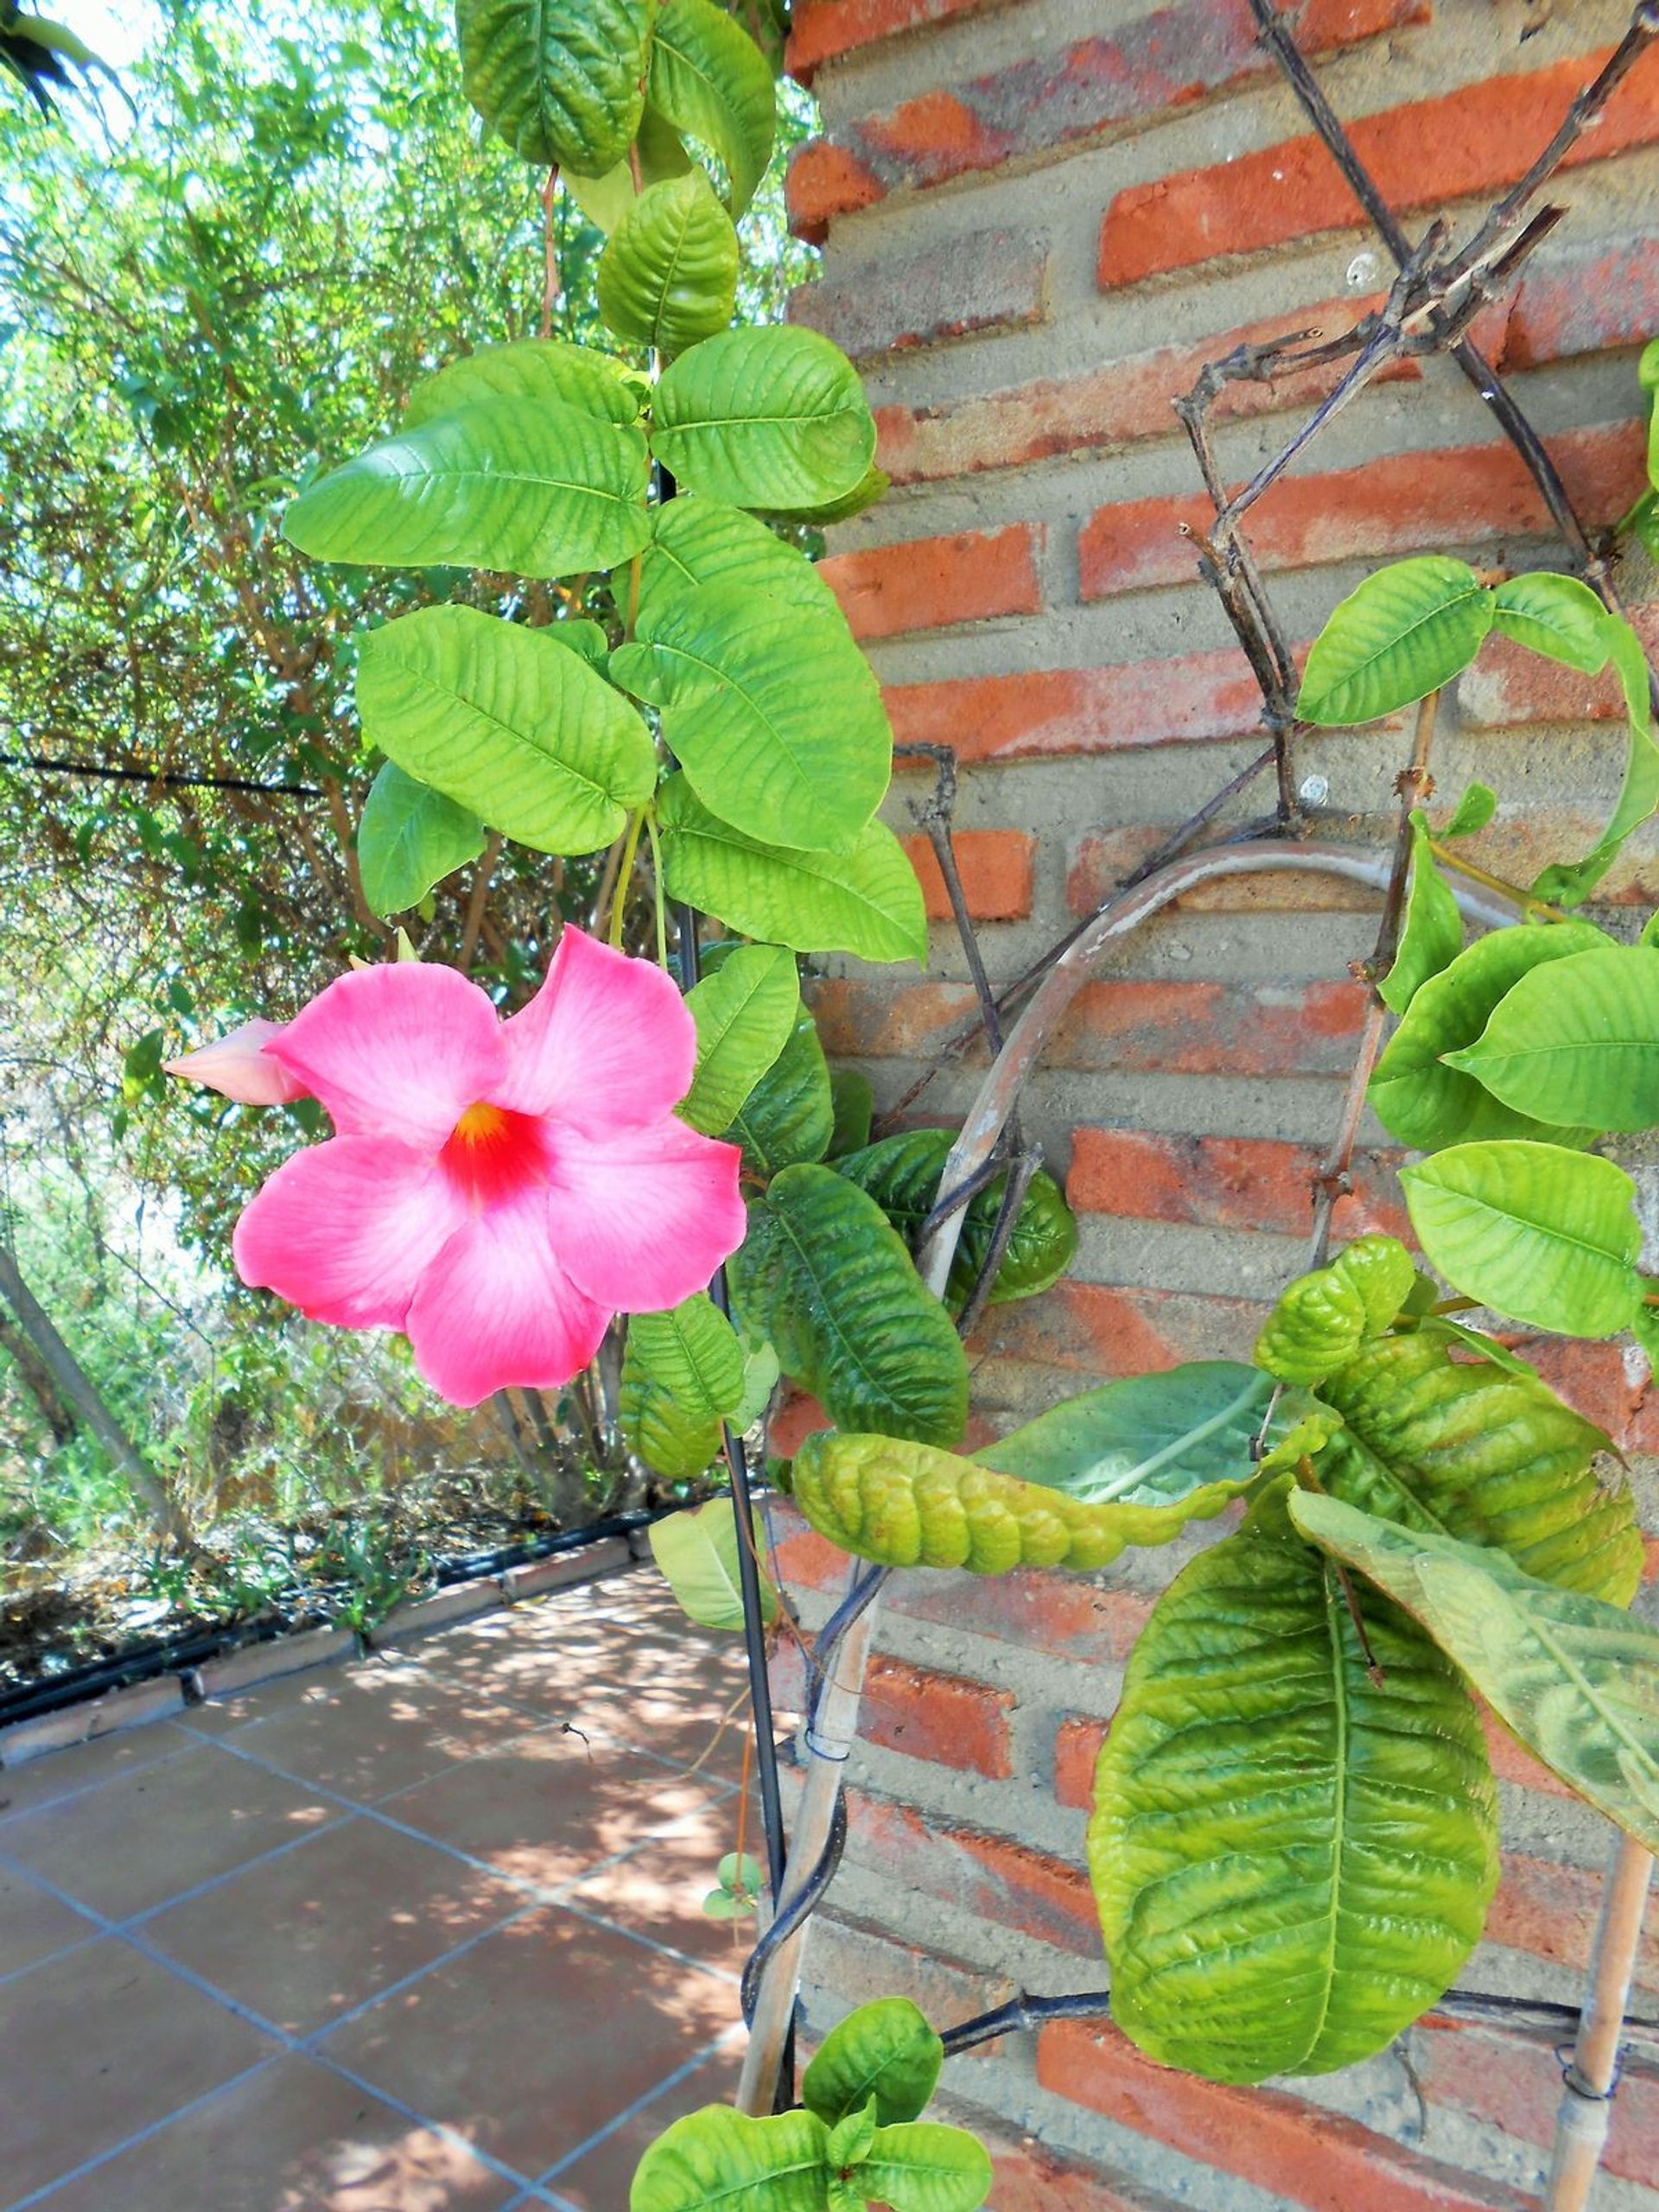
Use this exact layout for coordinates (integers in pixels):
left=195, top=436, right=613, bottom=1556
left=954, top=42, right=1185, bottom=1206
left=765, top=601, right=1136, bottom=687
left=734, top=1164, right=969, bottom=1447
left=978, top=1361, right=1323, bottom=1506
left=356, top=762, right=485, bottom=917
left=1379, top=810, right=1461, bottom=1014
left=284, top=398, right=651, bottom=576
left=828, top=1069, right=874, bottom=1158
left=1254, top=1235, right=1416, bottom=1386
left=825, top=2101, right=880, bottom=2174
left=701, top=1885, right=748, bottom=1920
left=1445, top=943, right=1659, bottom=1133
left=1297, top=556, right=1493, bottom=727
left=802, top=1998, right=944, bottom=2128
left=766, top=463, right=890, bottom=526
left=717, top=1850, right=763, bottom=1892
left=639, top=496, right=837, bottom=626
left=647, top=1497, right=779, bottom=1631
left=620, top=1359, right=722, bottom=1480
left=658, top=778, right=927, bottom=964
left=611, top=581, right=890, bottom=852
left=1490, top=570, right=1612, bottom=671
left=788, top=1363, right=1325, bottom=1575
left=598, top=170, right=739, bottom=358
left=627, top=1294, right=746, bottom=1418
left=402, top=337, right=639, bottom=429
left=629, top=2105, right=830, bottom=2212
left=1533, top=715, right=1659, bottom=909
left=731, top=1336, right=781, bottom=1428
left=457, top=0, right=653, bottom=174
left=831, top=1128, right=1077, bottom=1312
left=724, top=1001, right=835, bottom=1175
left=652, top=326, right=877, bottom=512
left=680, top=944, right=800, bottom=1135
left=1402, top=1140, right=1642, bottom=1338
left=1312, top=1325, right=1642, bottom=1603
left=355, top=607, right=656, bottom=854
left=1441, top=782, right=1497, bottom=838
left=1369, top=921, right=1611, bottom=1153
left=1093, top=1483, right=1497, bottom=2084
left=1288, top=1491, right=1659, bottom=1855
left=858, top=2124, right=994, bottom=2212
left=648, top=0, right=776, bottom=216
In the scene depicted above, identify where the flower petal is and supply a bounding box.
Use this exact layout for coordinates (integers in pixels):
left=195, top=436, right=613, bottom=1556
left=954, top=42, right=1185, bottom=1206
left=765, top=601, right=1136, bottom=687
left=232, top=1138, right=467, bottom=1329
left=271, top=963, right=505, bottom=1146
left=546, top=1116, right=745, bottom=1312
left=496, top=925, right=696, bottom=1134
left=405, top=1191, right=609, bottom=1407
left=165, top=1019, right=308, bottom=1107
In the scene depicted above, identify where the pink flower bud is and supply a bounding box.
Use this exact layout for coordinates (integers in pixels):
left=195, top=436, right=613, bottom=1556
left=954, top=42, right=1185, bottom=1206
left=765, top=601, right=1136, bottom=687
left=164, top=1019, right=310, bottom=1107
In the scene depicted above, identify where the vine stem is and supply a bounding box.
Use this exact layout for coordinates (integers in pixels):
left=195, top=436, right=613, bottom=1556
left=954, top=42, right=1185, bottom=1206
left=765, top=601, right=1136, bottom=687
left=1545, top=1832, right=1656, bottom=2209
left=734, top=838, right=1516, bottom=2119
left=1306, top=687, right=1439, bottom=1268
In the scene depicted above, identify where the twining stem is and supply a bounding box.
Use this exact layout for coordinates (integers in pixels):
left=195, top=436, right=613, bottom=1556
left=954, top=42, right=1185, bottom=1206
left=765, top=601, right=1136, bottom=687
left=642, top=804, right=668, bottom=968
left=540, top=166, right=561, bottom=340
left=1429, top=840, right=1572, bottom=925
left=1305, top=687, right=1440, bottom=1268
left=607, top=806, right=647, bottom=950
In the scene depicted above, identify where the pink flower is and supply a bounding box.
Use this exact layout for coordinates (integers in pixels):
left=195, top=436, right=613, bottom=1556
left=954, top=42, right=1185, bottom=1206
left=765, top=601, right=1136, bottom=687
left=164, top=1019, right=310, bottom=1107
left=218, top=930, right=745, bottom=1406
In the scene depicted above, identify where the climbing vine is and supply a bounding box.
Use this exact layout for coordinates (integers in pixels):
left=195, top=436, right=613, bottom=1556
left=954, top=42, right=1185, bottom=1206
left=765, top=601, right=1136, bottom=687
left=137, top=0, right=1659, bottom=2204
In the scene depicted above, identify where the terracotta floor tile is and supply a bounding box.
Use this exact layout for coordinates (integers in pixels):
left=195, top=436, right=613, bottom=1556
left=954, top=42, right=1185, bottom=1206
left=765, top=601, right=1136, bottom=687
left=546, top=2046, right=741, bottom=2206
left=385, top=1732, right=729, bottom=1892
left=0, top=1741, right=338, bottom=1920
left=0, top=1936, right=276, bottom=2202
left=200, top=1660, right=534, bottom=1802
left=0, top=1719, right=194, bottom=1818
left=566, top=1816, right=760, bottom=1971
left=413, top=1616, right=623, bottom=1718
left=146, top=1815, right=525, bottom=2035
left=28, top=2052, right=520, bottom=2211
left=319, top=1905, right=740, bottom=2178
left=0, top=1862, right=99, bottom=1978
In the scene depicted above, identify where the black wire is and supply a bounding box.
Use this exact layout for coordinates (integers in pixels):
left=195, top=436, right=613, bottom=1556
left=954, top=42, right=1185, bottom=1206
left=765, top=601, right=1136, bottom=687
left=741, top=1787, right=850, bottom=2027
left=803, top=1562, right=887, bottom=1712
left=0, top=754, right=323, bottom=797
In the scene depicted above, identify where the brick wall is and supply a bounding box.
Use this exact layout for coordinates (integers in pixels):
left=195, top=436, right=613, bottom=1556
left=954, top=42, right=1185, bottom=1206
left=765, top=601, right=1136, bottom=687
left=773, top=1, right=1659, bottom=2205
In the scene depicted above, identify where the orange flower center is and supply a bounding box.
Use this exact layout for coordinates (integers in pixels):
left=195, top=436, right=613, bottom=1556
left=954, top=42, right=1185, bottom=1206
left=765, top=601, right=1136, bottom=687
left=440, top=1100, right=550, bottom=1207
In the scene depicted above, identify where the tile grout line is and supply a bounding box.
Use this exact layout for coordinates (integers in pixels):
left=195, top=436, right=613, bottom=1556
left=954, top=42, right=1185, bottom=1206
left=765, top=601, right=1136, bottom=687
left=199, top=1727, right=748, bottom=1986
left=535, top=2023, right=749, bottom=2185
left=0, top=1840, right=551, bottom=2209
left=0, top=2056, right=287, bottom=2212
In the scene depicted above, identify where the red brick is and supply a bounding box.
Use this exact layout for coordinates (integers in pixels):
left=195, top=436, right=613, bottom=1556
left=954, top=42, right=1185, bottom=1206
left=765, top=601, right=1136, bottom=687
left=1078, top=421, right=1645, bottom=601
left=810, top=975, right=1366, bottom=1076
left=1054, top=1715, right=1110, bottom=1811
left=882, top=643, right=1370, bottom=764
left=787, top=0, right=988, bottom=79
left=821, top=524, right=1043, bottom=641
left=875, top=291, right=1414, bottom=486
left=789, top=0, right=1426, bottom=232
left=788, top=226, right=1048, bottom=356
left=976, top=1281, right=1268, bottom=1379
left=1066, top=821, right=1387, bottom=916
left=1414, top=2025, right=1658, bottom=2190
left=1039, top=2021, right=1536, bottom=2212
left=804, top=1912, right=1017, bottom=2050
left=769, top=1498, right=849, bottom=1594
left=875, top=238, right=1659, bottom=490
left=904, top=828, right=1036, bottom=922
left=1459, top=597, right=1659, bottom=728
left=1098, top=45, right=1659, bottom=288
left=1487, top=1850, right=1659, bottom=1999
left=887, top=1571, right=1154, bottom=1672
left=963, top=2119, right=1192, bottom=2212
left=1067, top=1128, right=1408, bottom=1243
left=846, top=1789, right=1103, bottom=1955
left=862, top=1655, right=1015, bottom=1777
